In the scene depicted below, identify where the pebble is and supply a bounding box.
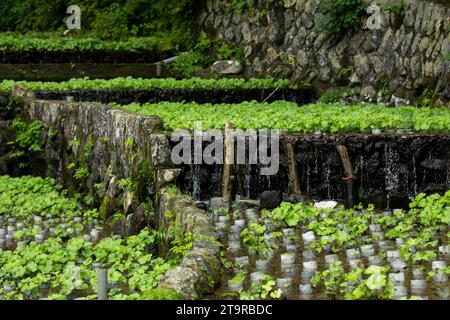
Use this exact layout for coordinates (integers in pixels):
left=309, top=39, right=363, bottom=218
left=431, top=261, right=446, bottom=271
left=302, top=231, right=315, bottom=242
left=250, top=272, right=265, bottom=283
left=346, top=248, right=361, bottom=260
left=235, top=256, right=249, bottom=266
left=299, top=284, right=313, bottom=295
left=255, top=260, right=269, bottom=271
left=234, top=219, right=246, bottom=227
left=438, top=246, right=449, bottom=256
left=228, top=241, right=241, bottom=251
left=282, top=269, right=297, bottom=278
left=303, top=261, right=318, bottom=272
left=386, top=250, right=400, bottom=261
left=277, top=278, right=292, bottom=289
left=389, top=272, right=405, bottom=284
left=281, top=253, right=296, bottom=266
left=348, top=260, right=363, bottom=269
left=390, top=259, right=407, bottom=271
left=412, top=268, right=425, bottom=279
left=303, top=250, right=316, bottom=261
left=285, top=244, right=297, bottom=253
left=368, top=255, right=384, bottom=266
left=411, top=279, right=427, bottom=290
left=393, top=286, right=408, bottom=299
left=360, top=245, right=375, bottom=257
left=325, top=254, right=339, bottom=265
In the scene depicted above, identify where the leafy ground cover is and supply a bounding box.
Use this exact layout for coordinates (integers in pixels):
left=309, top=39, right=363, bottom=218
left=217, top=192, right=449, bottom=300
left=0, top=78, right=295, bottom=93
left=117, top=101, right=450, bottom=133
left=0, top=34, right=174, bottom=53
left=0, top=175, right=186, bottom=300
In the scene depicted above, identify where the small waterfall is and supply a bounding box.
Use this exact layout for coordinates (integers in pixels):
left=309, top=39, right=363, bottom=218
left=313, top=146, right=319, bottom=175
left=244, top=165, right=251, bottom=198
left=306, top=163, right=311, bottom=195
left=359, top=155, right=365, bottom=193
left=192, top=165, right=201, bottom=201
left=422, top=151, right=432, bottom=186
left=446, top=165, right=450, bottom=188
left=211, top=165, right=223, bottom=197
left=412, top=156, right=418, bottom=196
left=325, top=165, right=331, bottom=199
left=384, top=144, right=400, bottom=208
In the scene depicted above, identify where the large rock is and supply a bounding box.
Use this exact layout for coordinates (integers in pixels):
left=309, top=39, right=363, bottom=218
left=209, top=197, right=229, bottom=211
left=157, top=168, right=182, bottom=189
left=149, top=134, right=173, bottom=169
left=260, top=190, right=282, bottom=210
left=211, top=60, right=243, bottom=74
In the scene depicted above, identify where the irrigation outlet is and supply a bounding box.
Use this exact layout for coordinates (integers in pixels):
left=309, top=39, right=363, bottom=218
left=171, top=122, right=281, bottom=176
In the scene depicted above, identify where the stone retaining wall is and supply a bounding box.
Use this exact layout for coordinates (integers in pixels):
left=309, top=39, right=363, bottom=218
left=157, top=187, right=222, bottom=299
left=2, top=89, right=222, bottom=299
left=198, top=0, right=450, bottom=102
left=11, top=89, right=168, bottom=223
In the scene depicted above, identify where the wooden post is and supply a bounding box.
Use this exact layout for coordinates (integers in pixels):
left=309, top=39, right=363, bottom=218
left=222, top=122, right=234, bottom=203
left=156, top=62, right=162, bottom=77
left=336, top=145, right=358, bottom=208
left=285, top=139, right=301, bottom=195
left=336, top=145, right=357, bottom=179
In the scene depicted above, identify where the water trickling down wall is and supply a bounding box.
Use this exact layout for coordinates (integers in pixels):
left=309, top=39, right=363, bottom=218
left=178, top=134, right=450, bottom=209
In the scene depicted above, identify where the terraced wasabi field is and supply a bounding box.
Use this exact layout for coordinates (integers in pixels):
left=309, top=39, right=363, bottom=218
left=0, top=176, right=186, bottom=300
left=214, top=194, right=449, bottom=300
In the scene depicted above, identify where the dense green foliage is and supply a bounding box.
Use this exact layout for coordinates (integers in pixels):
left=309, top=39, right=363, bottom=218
left=9, top=120, right=43, bottom=168
left=0, top=78, right=295, bottom=93
left=0, top=175, right=92, bottom=219
left=383, top=0, right=405, bottom=18
left=0, top=175, right=98, bottom=242
left=263, top=191, right=450, bottom=299
left=270, top=191, right=449, bottom=252
left=238, top=275, right=282, bottom=300
left=0, top=33, right=174, bottom=52
left=316, top=0, right=367, bottom=38
left=225, top=191, right=449, bottom=300
left=118, top=101, right=450, bottom=132
left=311, top=263, right=395, bottom=300
left=168, top=35, right=244, bottom=78
left=0, top=175, right=185, bottom=300
left=0, top=1, right=196, bottom=43
left=0, top=229, right=178, bottom=300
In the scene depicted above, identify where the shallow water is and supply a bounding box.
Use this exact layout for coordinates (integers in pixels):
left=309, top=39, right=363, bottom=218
left=212, top=206, right=450, bottom=300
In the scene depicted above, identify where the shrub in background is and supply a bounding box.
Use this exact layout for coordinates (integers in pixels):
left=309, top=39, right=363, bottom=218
left=316, top=0, right=367, bottom=39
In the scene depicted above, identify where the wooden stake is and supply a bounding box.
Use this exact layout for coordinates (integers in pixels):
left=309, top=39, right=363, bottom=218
left=222, top=122, right=234, bottom=202
left=285, top=139, right=301, bottom=194
left=156, top=62, right=162, bottom=77
left=336, top=145, right=359, bottom=209
left=336, top=145, right=357, bottom=179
